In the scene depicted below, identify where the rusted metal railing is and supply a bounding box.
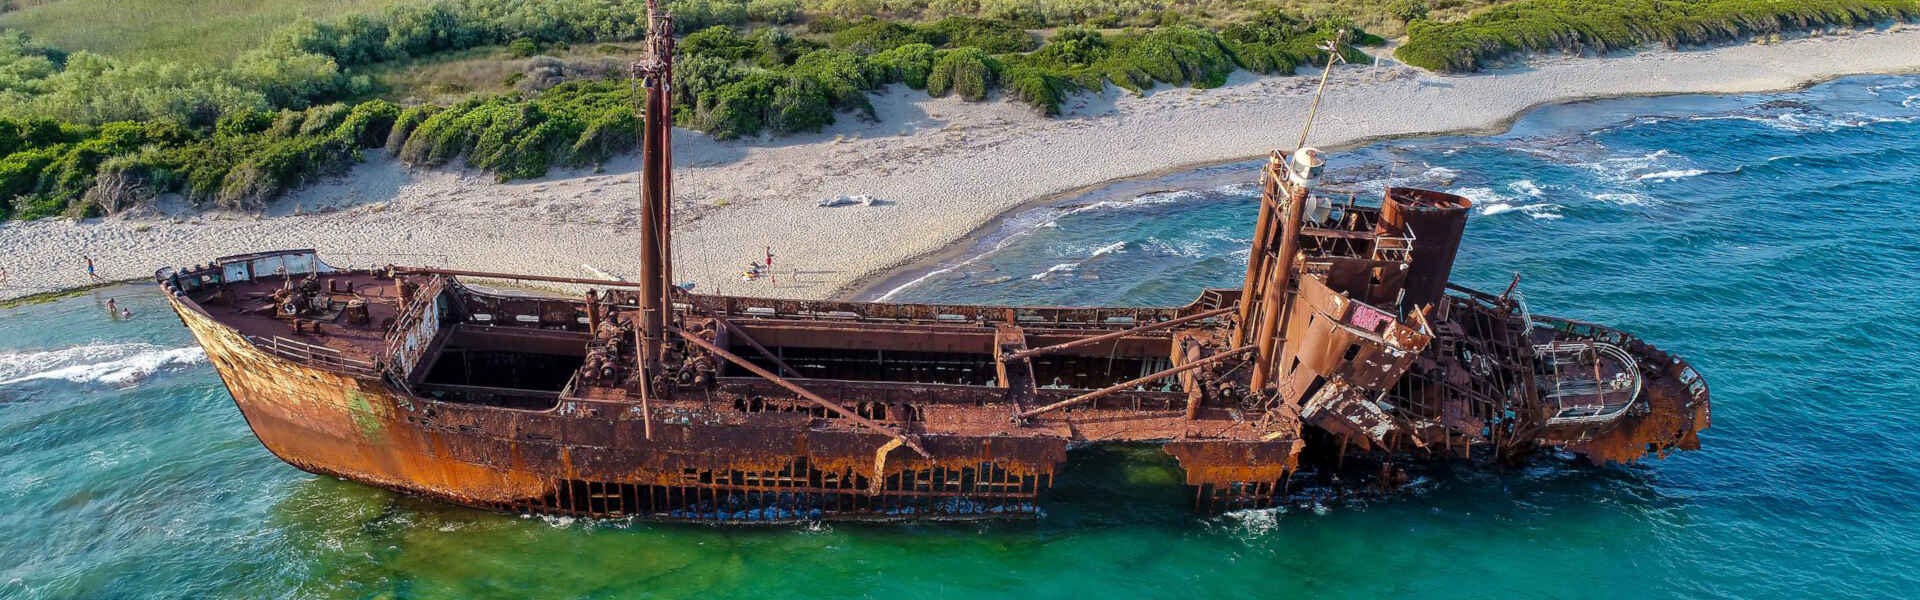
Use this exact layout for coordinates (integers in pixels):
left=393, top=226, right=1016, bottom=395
left=248, top=335, right=378, bottom=377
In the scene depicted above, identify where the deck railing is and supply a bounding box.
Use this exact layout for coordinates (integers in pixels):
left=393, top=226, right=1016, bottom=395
left=248, top=335, right=379, bottom=377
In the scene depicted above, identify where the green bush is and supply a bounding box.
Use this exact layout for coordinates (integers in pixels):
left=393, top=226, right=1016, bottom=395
left=509, top=38, right=541, bottom=58
left=1397, top=0, right=1920, bottom=72
left=830, top=18, right=933, bottom=53
left=925, top=17, right=1038, bottom=53
left=0, top=145, right=64, bottom=204
left=387, top=104, right=443, bottom=152
left=747, top=0, right=803, bottom=23
left=927, top=47, right=998, bottom=100
left=1000, top=63, right=1073, bottom=116
left=337, top=100, right=403, bottom=148
left=868, top=43, right=938, bottom=89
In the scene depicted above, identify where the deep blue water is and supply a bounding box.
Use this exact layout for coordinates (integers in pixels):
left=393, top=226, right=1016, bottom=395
left=2, top=75, right=1917, bottom=598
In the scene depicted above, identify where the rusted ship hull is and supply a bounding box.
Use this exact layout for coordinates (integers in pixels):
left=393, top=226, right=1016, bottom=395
left=171, top=292, right=1077, bottom=521
left=160, top=252, right=1705, bottom=521
left=157, top=2, right=1708, bottom=523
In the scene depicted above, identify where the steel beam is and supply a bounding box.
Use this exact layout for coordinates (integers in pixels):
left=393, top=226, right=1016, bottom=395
left=1016, top=346, right=1254, bottom=420
left=673, top=327, right=931, bottom=458
left=999, top=306, right=1236, bottom=363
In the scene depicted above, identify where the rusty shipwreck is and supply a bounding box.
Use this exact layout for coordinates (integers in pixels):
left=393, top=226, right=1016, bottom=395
left=156, top=5, right=1709, bottom=522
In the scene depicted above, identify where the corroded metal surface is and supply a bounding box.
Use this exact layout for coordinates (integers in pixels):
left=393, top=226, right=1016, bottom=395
left=153, top=1, right=1708, bottom=522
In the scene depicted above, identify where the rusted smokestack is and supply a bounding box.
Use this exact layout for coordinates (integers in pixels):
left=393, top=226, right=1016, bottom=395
left=1376, top=188, right=1471, bottom=312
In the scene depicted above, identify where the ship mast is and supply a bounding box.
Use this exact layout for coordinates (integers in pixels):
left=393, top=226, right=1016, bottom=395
left=1237, top=34, right=1344, bottom=391
left=634, top=0, right=676, bottom=369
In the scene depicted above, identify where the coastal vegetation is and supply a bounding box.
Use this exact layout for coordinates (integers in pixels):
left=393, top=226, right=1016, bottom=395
left=1396, top=0, right=1920, bottom=72
left=0, top=1, right=1363, bottom=219
left=1, top=0, right=1910, bottom=219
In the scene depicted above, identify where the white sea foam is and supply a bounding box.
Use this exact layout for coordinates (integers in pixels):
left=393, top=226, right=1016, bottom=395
left=0, top=343, right=206, bottom=387
left=1509, top=180, right=1545, bottom=198
left=1220, top=506, right=1286, bottom=535
left=1591, top=192, right=1651, bottom=206
left=1029, top=263, right=1079, bottom=281
left=1637, top=169, right=1708, bottom=182
left=1142, top=236, right=1207, bottom=258
left=1063, top=189, right=1204, bottom=217
left=1089, top=241, right=1128, bottom=257
left=1422, top=166, right=1461, bottom=181
left=1461, top=188, right=1563, bottom=220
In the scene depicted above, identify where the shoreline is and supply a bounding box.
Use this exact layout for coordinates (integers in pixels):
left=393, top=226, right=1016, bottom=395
left=4, top=27, right=1920, bottom=304
left=836, top=70, right=1920, bottom=301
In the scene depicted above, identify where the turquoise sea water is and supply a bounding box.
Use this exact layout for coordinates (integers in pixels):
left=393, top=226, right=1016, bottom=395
left=3, top=74, right=1918, bottom=599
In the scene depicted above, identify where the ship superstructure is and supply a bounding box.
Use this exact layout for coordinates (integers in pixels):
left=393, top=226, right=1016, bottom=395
left=157, top=3, right=1708, bottom=521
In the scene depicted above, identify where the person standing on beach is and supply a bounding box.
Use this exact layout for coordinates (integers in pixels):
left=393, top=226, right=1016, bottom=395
left=85, top=255, right=103, bottom=283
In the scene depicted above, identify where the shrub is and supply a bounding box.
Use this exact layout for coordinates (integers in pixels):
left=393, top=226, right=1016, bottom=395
left=747, top=0, right=802, bottom=24
left=868, top=43, right=937, bottom=89
left=387, top=104, right=442, bottom=152
left=927, top=47, right=998, bottom=100
left=0, top=145, right=63, bottom=202
left=682, top=26, right=756, bottom=62
left=830, top=18, right=932, bottom=53
left=1000, top=63, right=1074, bottom=116
left=1396, top=0, right=1920, bottom=72
left=699, top=71, right=780, bottom=139
left=925, top=17, right=1037, bottom=53
left=337, top=100, right=403, bottom=148
left=509, top=38, right=541, bottom=58
left=1388, top=0, right=1430, bottom=23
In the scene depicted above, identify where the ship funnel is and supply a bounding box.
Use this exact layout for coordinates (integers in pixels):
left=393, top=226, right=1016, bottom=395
left=1377, top=188, right=1472, bottom=311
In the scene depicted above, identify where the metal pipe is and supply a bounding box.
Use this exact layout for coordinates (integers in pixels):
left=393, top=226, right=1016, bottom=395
left=393, top=267, right=639, bottom=288
left=1249, top=180, right=1308, bottom=391
left=1016, top=347, right=1253, bottom=420
left=672, top=327, right=931, bottom=458
left=1000, top=306, right=1236, bottom=363
left=1233, top=160, right=1283, bottom=347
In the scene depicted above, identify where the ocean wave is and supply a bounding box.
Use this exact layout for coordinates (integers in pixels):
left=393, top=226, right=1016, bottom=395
left=1029, top=263, right=1079, bottom=281
left=1089, top=241, right=1128, bottom=257
left=1062, top=189, right=1207, bottom=217
left=1456, top=187, right=1563, bottom=220
left=1509, top=180, right=1545, bottom=198
left=1636, top=169, right=1709, bottom=182
left=0, top=343, right=207, bottom=387
left=1422, top=166, right=1461, bottom=182
left=1575, top=149, right=1681, bottom=182
left=1591, top=192, right=1651, bottom=206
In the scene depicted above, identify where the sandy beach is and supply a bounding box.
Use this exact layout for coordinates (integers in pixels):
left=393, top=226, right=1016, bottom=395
left=4, top=26, right=1918, bottom=303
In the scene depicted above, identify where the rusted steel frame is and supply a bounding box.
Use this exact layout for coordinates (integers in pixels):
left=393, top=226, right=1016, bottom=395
left=1017, top=346, right=1253, bottom=420
left=396, top=267, right=640, bottom=288
left=1000, top=306, right=1236, bottom=363
left=717, top=317, right=802, bottom=378
left=671, top=327, right=931, bottom=458
left=1250, top=180, right=1308, bottom=391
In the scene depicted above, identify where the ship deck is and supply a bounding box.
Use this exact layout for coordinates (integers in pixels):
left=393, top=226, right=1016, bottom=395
left=184, top=272, right=406, bottom=366
left=177, top=268, right=1290, bottom=446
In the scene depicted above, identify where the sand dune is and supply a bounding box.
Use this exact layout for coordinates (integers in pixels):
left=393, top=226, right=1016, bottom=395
left=4, top=27, right=1918, bottom=302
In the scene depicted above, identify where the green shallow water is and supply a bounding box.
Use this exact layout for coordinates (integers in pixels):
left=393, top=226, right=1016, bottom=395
left=4, top=74, right=1919, bottom=598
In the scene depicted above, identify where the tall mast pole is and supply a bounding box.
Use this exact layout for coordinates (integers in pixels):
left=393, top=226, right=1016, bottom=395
left=1241, top=34, right=1343, bottom=391
left=635, top=0, right=675, bottom=370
